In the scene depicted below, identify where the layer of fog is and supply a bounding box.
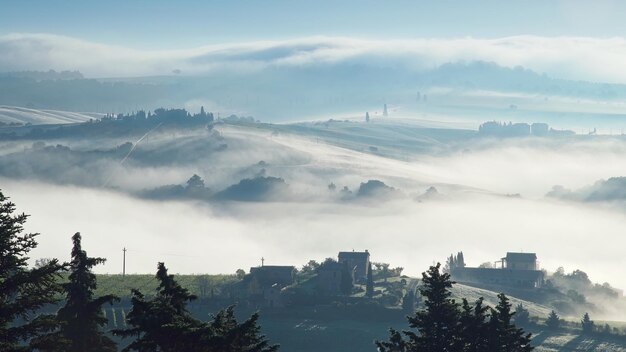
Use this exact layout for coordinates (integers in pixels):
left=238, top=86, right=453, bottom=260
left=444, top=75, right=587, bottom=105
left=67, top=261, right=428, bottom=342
left=7, top=33, right=626, bottom=83
left=5, top=179, right=626, bottom=316
left=3, top=123, right=626, bottom=318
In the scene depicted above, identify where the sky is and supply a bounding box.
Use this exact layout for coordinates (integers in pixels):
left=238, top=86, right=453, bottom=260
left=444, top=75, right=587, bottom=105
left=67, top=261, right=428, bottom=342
left=2, top=0, right=626, bottom=49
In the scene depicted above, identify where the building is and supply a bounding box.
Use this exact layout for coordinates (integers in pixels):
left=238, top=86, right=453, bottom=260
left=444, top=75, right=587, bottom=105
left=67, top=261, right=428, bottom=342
left=236, top=265, right=295, bottom=307
left=338, top=250, right=370, bottom=283
left=502, top=252, right=537, bottom=270
left=316, top=260, right=347, bottom=295
left=451, top=252, right=544, bottom=289
left=247, top=265, right=295, bottom=292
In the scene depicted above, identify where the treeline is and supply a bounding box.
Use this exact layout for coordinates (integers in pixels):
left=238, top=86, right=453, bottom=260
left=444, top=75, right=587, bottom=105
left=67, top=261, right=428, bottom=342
left=0, top=190, right=277, bottom=352
left=0, top=107, right=215, bottom=140
left=376, top=264, right=534, bottom=352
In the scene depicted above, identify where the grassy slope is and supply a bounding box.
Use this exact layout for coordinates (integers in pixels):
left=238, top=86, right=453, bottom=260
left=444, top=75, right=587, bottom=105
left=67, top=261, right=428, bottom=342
left=94, top=274, right=238, bottom=298
left=95, top=274, right=626, bottom=351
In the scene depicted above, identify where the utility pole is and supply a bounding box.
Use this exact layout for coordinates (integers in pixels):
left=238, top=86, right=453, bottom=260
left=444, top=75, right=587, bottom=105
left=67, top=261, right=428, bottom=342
left=123, top=247, right=127, bottom=277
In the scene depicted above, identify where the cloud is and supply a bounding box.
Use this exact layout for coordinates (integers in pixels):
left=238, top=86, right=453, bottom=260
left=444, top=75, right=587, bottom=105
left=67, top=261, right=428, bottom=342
left=3, top=33, right=626, bottom=83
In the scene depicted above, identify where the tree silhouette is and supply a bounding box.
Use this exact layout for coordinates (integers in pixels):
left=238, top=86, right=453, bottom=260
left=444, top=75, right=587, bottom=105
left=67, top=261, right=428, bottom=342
left=203, top=307, right=278, bottom=352
left=0, top=190, right=64, bottom=351
left=513, top=303, right=530, bottom=326
left=340, top=262, right=353, bottom=296
left=376, top=263, right=461, bottom=352
left=487, top=293, right=533, bottom=352
left=402, top=290, right=415, bottom=313
left=459, top=298, right=490, bottom=352
left=375, top=265, right=533, bottom=352
left=545, top=310, right=560, bottom=330
left=45, top=232, right=119, bottom=351
left=365, top=262, right=374, bottom=298
left=116, top=262, right=279, bottom=351
left=581, top=312, right=594, bottom=334
left=115, top=262, right=204, bottom=351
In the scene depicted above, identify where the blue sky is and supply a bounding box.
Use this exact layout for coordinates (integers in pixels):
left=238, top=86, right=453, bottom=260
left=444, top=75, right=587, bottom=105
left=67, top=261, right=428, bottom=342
left=2, top=0, right=626, bottom=49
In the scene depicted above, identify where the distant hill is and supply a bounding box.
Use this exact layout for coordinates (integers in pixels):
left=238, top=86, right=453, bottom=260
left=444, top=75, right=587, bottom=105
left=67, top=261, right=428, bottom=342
left=0, top=105, right=100, bottom=125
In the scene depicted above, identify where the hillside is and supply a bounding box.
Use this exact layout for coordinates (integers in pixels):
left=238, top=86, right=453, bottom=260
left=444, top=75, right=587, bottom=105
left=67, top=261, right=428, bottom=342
left=91, top=273, right=626, bottom=351
left=0, top=105, right=100, bottom=125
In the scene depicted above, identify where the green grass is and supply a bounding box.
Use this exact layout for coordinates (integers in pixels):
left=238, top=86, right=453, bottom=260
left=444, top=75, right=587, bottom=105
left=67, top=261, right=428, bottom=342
left=91, top=274, right=239, bottom=298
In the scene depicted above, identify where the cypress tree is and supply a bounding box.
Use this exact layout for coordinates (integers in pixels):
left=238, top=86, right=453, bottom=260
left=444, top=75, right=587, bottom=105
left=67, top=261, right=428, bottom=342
left=340, top=262, right=353, bottom=296
left=0, top=190, right=64, bottom=351
left=50, top=232, right=119, bottom=352
left=402, top=290, right=415, bottom=314
left=366, top=262, right=374, bottom=298
left=581, top=312, right=594, bottom=334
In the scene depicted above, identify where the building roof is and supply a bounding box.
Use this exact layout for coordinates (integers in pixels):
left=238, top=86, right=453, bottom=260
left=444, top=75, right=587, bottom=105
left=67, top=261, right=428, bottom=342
left=504, top=252, right=537, bottom=261
left=248, top=266, right=295, bottom=287
left=317, top=261, right=344, bottom=272
left=338, top=250, right=370, bottom=259
left=250, top=265, right=295, bottom=274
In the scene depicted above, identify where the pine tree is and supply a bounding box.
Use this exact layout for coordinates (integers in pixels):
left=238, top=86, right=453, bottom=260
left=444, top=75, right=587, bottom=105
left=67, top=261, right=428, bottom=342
left=459, top=298, right=490, bottom=352
left=115, top=262, right=203, bottom=351
left=50, top=233, right=119, bottom=352
left=545, top=310, right=560, bottom=330
left=366, top=262, right=374, bottom=298
left=204, top=306, right=278, bottom=352
left=487, top=293, right=533, bottom=352
left=581, top=312, right=594, bottom=334
left=0, top=190, right=64, bottom=351
left=513, top=303, right=530, bottom=326
left=116, top=262, right=279, bottom=352
left=376, top=263, right=461, bottom=352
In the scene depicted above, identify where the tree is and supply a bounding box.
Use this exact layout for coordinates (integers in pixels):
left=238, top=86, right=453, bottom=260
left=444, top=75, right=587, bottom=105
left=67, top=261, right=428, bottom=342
left=116, top=262, right=279, bottom=352
left=545, top=310, right=560, bottom=330
left=581, top=312, right=594, bottom=334
left=487, top=293, right=533, bottom=352
left=204, top=307, right=278, bottom=352
left=459, top=298, right=490, bottom=352
left=376, top=265, right=534, bottom=352
left=236, top=269, right=246, bottom=280
left=0, top=189, right=64, bottom=351
left=376, top=263, right=461, bottom=352
left=186, top=174, right=206, bottom=190
left=402, top=290, right=415, bottom=313
left=340, top=262, right=353, bottom=296
left=374, top=262, right=392, bottom=282
left=366, top=262, right=374, bottom=298
left=513, top=303, right=530, bottom=326
left=47, top=233, right=119, bottom=351
left=115, top=262, right=204, bottom=351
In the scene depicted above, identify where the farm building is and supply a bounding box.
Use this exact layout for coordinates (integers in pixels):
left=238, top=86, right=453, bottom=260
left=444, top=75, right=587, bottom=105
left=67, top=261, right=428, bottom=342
left=338, top=250, right=370, bottom=283
left=451, top=252, right=544, bottom=289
